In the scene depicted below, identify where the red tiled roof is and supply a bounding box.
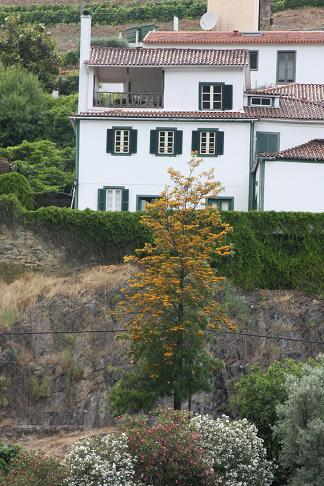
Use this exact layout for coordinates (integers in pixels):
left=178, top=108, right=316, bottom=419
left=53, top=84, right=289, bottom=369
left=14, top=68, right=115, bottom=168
left=247, top=84, right=324, bottom=104
left=144, top=30, right=324, bottom=45
left=86, top=47, right=249, bottom=66
left=74, top=110, right=253, bottom=120
left=261, top=139, right=324, bottom=160
left=244, top=97, right=324, bottom=120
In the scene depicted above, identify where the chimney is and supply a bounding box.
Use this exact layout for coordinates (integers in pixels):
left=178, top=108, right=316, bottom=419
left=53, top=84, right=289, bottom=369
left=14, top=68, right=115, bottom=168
left=78, top=14, right=92, bottom=113
left=173, top=16, right=179, bottom=32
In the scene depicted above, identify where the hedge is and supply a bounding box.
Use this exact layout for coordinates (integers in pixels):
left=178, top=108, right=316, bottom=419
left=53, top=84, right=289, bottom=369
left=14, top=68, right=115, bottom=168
left=0, top=195, right=323, bottom=296
left=0, top=0, right=206, bottom=27
left=272, top=0, right=324, bottom=12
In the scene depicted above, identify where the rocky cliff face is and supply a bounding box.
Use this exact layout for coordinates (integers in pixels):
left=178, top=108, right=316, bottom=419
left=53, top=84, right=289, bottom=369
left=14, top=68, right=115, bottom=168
left=1, top=268, right=323, bottom=429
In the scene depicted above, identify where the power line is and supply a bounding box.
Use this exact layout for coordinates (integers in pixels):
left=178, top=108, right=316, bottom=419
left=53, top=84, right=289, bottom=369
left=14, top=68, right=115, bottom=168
left=0, top=328, right=323, bottom=345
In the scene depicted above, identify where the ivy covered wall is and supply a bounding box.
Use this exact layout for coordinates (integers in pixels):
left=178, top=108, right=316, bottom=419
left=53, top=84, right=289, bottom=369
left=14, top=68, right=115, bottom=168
left=1, top=195, right=323, bottom=296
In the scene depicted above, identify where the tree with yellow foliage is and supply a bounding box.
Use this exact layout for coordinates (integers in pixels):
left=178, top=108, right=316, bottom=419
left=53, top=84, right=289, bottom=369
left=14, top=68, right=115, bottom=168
left=110, top=159, right=233, bottom=413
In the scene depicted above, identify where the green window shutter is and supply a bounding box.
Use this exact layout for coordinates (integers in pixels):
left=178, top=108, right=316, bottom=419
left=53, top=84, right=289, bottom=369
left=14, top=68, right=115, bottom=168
left=121, top=188, right=129, bottom=211
left=175, top=130, right=183, bottom=155
left=98, top=188, right=106, bottom=210
left=192, top=130, right=199, bottom=153
left=222, top=85, right=233, bottom=110
left=150, top=130, right=158, bottom=154
left=106, top=129, right=114, bottom=153
left=256, top=132, right=280, bottom=154
left=130, top=129, right=137, bottom=154
left=216, top=131, right=224, bottom=155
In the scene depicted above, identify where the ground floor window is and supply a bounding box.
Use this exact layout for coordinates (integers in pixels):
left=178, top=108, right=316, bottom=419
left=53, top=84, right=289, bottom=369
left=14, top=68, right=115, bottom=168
left=98, top=186, right=129, bottom=211
left=207, top=197, right=234, bottom=211
left=137, top=195, right=160, bottom=211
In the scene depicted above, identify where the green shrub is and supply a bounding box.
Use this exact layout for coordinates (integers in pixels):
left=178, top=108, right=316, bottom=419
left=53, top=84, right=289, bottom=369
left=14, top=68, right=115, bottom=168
left=57, top=75, right=79, bottom=96
left=274, top=358, right=324, bottom=485
left=0, top=441, right=20, bottom=473
left=118, top=409, right=218, bottom=485
left=273, top=0, right=324, bottom=12
left=0, top=173, right=33, bottom=209
left=91, top=37, right=129, bottom=48
left=190, top=414, right=274, bottom=486
left=0, top=450, right=67, bottom=485
left=2, top=140, right=75, bottom=192
left=61, top=50, right=79, bottom=67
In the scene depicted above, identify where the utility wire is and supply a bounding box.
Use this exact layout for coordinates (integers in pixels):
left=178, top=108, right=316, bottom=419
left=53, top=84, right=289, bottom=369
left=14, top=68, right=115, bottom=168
left=0, top=329, right=323, bottom=345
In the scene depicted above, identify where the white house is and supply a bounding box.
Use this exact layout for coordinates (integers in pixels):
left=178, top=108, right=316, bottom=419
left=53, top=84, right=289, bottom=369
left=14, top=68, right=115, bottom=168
left=73, top=16, right=324, bottom=213
left=143, top=31, right=324, bottom=88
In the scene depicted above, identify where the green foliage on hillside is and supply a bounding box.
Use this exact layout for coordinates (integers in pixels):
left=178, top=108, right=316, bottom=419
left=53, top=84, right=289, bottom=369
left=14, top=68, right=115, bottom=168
left=272, top=0, right=324, bottom=12
left=0, top=197, right=323, bottom=295
left=42, top=94, right=78, bottom=147
left=0, top=173, right=34, bottom=210
left=0, top=65, right=47, bottom=147
left=0, top=17, right=60, bottom=89
left=0, top=140, right=75, bottom=193
left=0, top=0, right=206, bottom=26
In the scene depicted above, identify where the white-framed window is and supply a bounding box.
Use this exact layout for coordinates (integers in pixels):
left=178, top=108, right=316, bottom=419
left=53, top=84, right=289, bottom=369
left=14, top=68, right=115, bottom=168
left=106, top=188, right=123, bottom=211
left=201, top=84, right=222, bottom=110
left=200, top=131, right=216, bottom=155
left=158, top=130, right=175, bottom=154
left=114, top=129, right=130, bottom=154
left=249, top=97, right=273, bottom=107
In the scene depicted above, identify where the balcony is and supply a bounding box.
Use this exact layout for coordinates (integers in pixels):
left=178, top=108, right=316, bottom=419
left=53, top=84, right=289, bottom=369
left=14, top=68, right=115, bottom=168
left=93, top=91, right=163, bottom=109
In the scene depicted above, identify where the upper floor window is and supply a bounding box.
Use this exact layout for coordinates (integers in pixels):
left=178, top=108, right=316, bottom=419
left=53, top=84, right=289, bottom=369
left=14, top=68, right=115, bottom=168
left=249, top=51, right=259, bottom=71
left=256, top=132, right=280, bottom=154
left=249, top=97, right=273, bottom=107
left=199, top=83, right=233, bottom=111
left=150, top=128, right=182, bottom=156
left=192, top=129, right=224, bottom=157
left=277, top=51, right=296, bottom=83
left=98, top=186, right=129, bottom=211
left=106, top=127, right=137, bottom=155
left=158, top=130, right=175, bottom=155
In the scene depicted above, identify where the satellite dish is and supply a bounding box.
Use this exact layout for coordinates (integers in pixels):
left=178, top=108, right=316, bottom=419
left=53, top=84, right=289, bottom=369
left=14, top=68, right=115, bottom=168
left=200, top=12, right=217, bottom=31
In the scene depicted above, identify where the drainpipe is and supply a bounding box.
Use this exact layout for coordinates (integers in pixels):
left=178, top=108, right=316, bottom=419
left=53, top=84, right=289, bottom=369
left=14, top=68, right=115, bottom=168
left=248, top=120, right=255, bottom=211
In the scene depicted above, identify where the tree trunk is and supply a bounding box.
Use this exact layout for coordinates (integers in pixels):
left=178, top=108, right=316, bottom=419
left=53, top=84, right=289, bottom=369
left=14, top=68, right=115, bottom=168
left=174, top=393, right=182, bottom=410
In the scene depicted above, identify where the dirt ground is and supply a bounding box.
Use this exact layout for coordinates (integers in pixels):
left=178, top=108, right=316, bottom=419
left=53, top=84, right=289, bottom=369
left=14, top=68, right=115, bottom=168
left=9, top=427, right=114, bottom=459
left=48, top=7, right=324, bottom=51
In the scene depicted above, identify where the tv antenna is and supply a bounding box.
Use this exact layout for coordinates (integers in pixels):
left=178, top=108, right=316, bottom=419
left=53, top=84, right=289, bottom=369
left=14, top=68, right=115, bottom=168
left=200, top=12, right=218, bottom=31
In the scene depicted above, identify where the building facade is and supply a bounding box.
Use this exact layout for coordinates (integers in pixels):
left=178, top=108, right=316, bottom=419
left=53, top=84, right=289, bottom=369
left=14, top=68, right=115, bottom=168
left=73, top=16, right=324, bottom=213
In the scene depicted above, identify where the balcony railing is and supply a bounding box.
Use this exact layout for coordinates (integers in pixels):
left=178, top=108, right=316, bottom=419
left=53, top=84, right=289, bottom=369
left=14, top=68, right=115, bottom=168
left=93, top=91, right=163, bottom=108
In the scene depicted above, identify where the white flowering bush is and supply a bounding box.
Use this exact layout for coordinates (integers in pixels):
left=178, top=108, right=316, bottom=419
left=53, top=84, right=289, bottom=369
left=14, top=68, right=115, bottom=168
left=66, top=432, right=138, bottom=486
left=190, top=414, right=274, bottom=486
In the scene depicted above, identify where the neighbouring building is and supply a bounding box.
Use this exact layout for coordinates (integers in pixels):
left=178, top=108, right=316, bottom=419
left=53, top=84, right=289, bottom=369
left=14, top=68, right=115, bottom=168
left=144, top=30, right=324, bottom=88
left=207, top=0, right=272, bottom=32
left=72, top=16, right=324, bottom=213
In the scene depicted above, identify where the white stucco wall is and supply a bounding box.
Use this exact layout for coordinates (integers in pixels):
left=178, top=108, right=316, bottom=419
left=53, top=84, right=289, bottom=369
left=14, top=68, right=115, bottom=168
left=254, top=120, right=324, bottom=152
left=77, top=119, right=252, bottom=212
left=163, top=67, right=245, bottom=111
left=145, top=43, right=324, bottom=88
left=262, top=160, right=324, bottom=212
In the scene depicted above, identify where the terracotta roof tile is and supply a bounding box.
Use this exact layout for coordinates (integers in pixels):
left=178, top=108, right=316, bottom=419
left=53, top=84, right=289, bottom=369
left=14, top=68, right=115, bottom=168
left=247, top=84, right=324, bottom=104
left=144, top=30, right=324, bottom=45
left=244, top=97, right=324, bottom=120
left=86, top=47, right=249, bottom=66
left=74, top=110, right=253, bottom=120
left=260, top=139, right=324, bottom=160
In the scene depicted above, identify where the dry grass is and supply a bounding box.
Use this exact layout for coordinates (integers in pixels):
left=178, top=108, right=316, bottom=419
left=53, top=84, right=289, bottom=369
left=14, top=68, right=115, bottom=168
left=0, top=264, right=133, bottom=329
left=12, top=427, right=116, bottom=459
